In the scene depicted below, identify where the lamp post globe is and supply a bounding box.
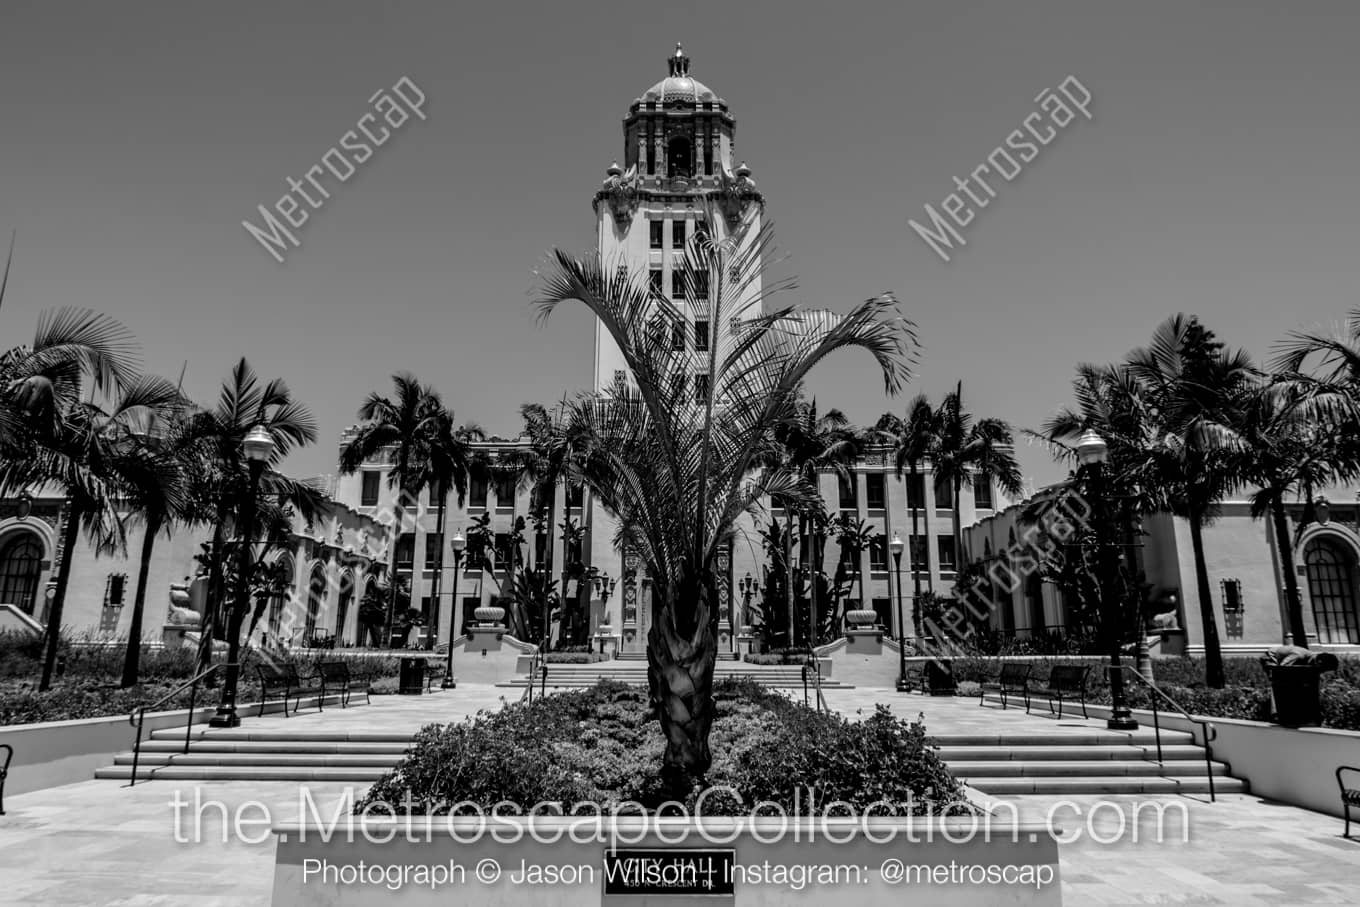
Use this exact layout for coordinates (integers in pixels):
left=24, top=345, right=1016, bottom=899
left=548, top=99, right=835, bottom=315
left=210, top=424, right=276, bottom=728
left=1075, top=428, right=1108, bottom=466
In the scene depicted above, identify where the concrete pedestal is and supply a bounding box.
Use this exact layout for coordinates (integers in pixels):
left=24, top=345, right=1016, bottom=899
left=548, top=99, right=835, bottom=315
left=466, top=625, right=506, bottom=655
left=845, top=627, right=884, bottom=655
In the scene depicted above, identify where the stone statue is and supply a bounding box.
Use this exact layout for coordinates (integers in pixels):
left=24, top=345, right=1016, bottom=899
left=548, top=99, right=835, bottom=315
left=166, top=576, right=200, bottom=626
left=599, top=161, right=641, bottom=225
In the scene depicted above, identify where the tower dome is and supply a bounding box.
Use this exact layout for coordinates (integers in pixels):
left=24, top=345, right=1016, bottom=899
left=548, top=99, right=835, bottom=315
left=637, top=43, right=720, bottom=105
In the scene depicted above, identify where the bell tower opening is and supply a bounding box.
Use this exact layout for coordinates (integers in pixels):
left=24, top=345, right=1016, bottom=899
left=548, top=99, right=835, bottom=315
left=667, top=136, right=692, bottom=179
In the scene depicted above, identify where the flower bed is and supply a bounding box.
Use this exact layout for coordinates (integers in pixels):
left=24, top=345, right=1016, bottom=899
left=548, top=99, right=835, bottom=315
left=949, top=653, right=1360, bottom=730
left=358, top=679, right=967, bottom=816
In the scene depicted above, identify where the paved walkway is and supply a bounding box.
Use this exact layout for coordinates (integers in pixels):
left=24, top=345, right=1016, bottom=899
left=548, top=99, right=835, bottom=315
left=2, top=685, right=1358, bottom=905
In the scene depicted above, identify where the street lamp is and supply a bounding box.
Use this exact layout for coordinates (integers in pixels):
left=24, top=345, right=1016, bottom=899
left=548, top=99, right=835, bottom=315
left=890, top=532, right=908, bottom=692
left=442, top=529, right=466, bottom=689
left=210, top=424, right=276, bottom=728
left=1076, top=428, right=1138, bottom=731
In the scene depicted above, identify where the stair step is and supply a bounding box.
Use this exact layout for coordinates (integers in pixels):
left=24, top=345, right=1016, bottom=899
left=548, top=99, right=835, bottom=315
left=94, top=765, right=389, bottom=782
left=935, top=744, right=1207, bottom=762
left=949, top=760, right=1231, bottom=778
left=113, top=752, right=403, bottom=767
left=968, top=776, right=1247, bottom=795
left=138, top=740, right=411, bottom=755
left=151, top=729, right=413, bottom=743
left=931, top=731, right=1193, bottom=747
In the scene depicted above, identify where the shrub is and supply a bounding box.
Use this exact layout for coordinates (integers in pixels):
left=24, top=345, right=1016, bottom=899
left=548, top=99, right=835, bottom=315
left=357, top=679, right=969, bottom=817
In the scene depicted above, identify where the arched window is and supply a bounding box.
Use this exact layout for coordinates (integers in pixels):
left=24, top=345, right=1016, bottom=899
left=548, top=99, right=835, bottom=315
left=0, top=533, right=43, bottom=615
left=335, top=571, right=355, bottom=644
left=667, top=136, right=691, bottom=179
left=1026, top=573, right=1045, bottom=634
left=1305, top=537, right=1360, bottom=644
left=268, top=556, right=293, bottom=641
left=305, top=566, right=326, bottom=641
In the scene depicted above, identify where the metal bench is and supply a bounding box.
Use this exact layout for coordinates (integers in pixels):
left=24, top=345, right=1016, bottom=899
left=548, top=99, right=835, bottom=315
left=1339, top=765, right=1360, bottom=838
left=255, top=663, right=323, bottom=717
left=1034, top=664, right=1092, bottom=718
left=979, top=662, right=1032, bottom=710
left=0, top=743, right=11, bottom=815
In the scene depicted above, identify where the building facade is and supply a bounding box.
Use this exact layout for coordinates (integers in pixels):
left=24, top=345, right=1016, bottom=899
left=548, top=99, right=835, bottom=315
left=0, top=483, right=390, bottom=650
left=962, top=483, right=1360, bottom=653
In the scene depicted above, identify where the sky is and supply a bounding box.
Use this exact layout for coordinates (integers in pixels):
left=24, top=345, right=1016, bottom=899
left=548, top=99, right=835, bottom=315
left=2, top=1, right=1358, bottom=492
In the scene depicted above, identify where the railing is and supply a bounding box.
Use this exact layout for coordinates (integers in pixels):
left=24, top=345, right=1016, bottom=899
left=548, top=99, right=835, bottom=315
left=1114, top=664, right=1218, bottom=802
left=0, top=742, right=12, bottom=815
left=127, top=664, right=220, bottom=788
left=802, top=655, right=828, bottom=714
left=522, top=649, right=545, bottom=704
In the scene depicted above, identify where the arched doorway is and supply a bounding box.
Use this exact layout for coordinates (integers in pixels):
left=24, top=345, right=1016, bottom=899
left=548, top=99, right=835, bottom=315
left=336, top=571, right=355, bottom=645
left=0, top=532, right=43, bottom=615
left=667, top=136, right=692, bottom=179
left=267, top=555, right=294, bottom=644
left=1304, top=536, right=1360, bottom=644
left=305, top=566, right=326, bottom=642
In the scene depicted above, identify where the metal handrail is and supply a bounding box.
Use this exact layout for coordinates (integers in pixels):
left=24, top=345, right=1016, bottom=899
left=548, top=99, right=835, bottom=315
left=522, top=649, right=545, bottom=703
left=1113, top=665, right=1218, bottom=802
left=802, top=655, right=828, bottom=714
left=127, top=664, right=220, bottom=788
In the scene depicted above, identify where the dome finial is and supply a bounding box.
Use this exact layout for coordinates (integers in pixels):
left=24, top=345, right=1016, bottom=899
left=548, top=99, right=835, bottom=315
left=668, top=42, right=690, bottom=77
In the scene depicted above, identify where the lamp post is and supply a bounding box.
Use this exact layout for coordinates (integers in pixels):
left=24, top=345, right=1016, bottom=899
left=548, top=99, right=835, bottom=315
left=1076, top=428, right=1138, bottom=730
left=890, top=532, right=908, bottom=692
left=442, top=530, right=466, bottom=689
left=210, top=425, right=276, bottom=728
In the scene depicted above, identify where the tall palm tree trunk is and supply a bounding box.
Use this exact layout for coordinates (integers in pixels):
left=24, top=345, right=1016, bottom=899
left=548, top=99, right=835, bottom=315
left=426, top=480, right=446, bottom=650
left=384, top=482, right=408, bottom=648
left=121, top=512, right=162, bottom=687
left=539, top=482, right=558, bottom=651
left=197, top=514, right=228, bottom=676
left=40, top=497, right=83, bottom=692
left=1186, top=503, right=1226, bottom=687
left=647, top=575, right=718, bottom=784
left=1270, top=494, right=1309, bottom=647
left=909, top=463, right=924, bottom=632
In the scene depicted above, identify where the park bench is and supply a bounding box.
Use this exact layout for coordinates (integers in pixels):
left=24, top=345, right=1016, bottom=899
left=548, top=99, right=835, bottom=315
left=255, top=663, right=324, bottom=717
left=420, top=661, right=447, bottom=691
left=0, top=743, right=11, bottom=815
left=901, top=664, right=925, bottom=693
left=1033, top=664, right=1092, bottom=718
left=979, top=662, right=1032, bottom=710
left=315, top=661, right=370, bottom=710
left=1338, top=765, right=1360, bottom=838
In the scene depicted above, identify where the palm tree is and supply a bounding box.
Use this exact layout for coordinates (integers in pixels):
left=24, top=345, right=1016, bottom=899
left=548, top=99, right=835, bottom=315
left=536, top=211, right=917, bottom=778
left=1125, top=316, right=1257, bottom=688
left=876, top=393, right=942, bottom=628
left=415, top=412, right=483, bottom=649
left=183, top=359, right=321, bottom=673
left=932, top=381, right=1024, bottom=574
left=117, top=398, right=196, bottom=687
left=339, top=375, right=448, bottom=647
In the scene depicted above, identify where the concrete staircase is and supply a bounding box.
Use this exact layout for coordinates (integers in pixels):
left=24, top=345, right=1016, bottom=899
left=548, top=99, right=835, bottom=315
left=495, top=660, right=854, bottom=690
left=939, top=728, right=1246, bottom=796
left=96, top=711, right=1244, bottom=797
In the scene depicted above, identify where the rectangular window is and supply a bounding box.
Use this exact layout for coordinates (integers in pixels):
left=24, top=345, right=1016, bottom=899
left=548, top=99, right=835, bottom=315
left=649, top=268, right=663, bottom=295
left=692, top=271, right=709, bottom=299
left=494, top=532, right=514, bottom=571
left=872, top=597, right=893, bottom=630
left=396, top=533, right=415, bottom=569
left=838, top=474, right=858, bottom=510
left=869, top=535, right=888, bottom=572
left=935, top=477, right=954, bottom=510
left=906, top=474, right=925, bottom=510
left=865, top=473, right=886, bottom=510
left=672, top=220, right=686, bottom=250
left=360, top=470, right=381, bottom=507
left=910, top=535, right=929, bottom=576
left=671, top=321, right=685, bottom=351
left=973, top=477, right=993, bottom=510
left=694, top=321, right=709, bottom=352
left=1222, top=578, right=1243, bottom=611
left=937, top=536, right=956, bottom=572
left=649, top=220, right=663, bottom=249
left=534, top=531, right=547, bottom=567
left=704, top=143, right=713, bottom=175
left=424, top=532, right=443, bottom=570
left=671, top=270, right=686, bottom=299
left=694, top=373, right=710, bottom=404
left=106, top=573, right=126, bottom=607
left=494, top=473, right=516, bottom=509
left=469, top=475, right=488, bottom=509
left=568, top=483, right=585, bottom=509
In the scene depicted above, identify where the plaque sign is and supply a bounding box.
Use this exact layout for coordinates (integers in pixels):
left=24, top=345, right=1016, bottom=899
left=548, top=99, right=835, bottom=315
left=603, top=849, right=736, bottom=898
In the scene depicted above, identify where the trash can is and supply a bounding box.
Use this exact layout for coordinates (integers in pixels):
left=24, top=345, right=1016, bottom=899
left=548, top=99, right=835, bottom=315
left=1266, top=664, right=1324, bottom=727
left=399, top=657, right=425, bottom=695
left=924, top=658, right=957, bottom=696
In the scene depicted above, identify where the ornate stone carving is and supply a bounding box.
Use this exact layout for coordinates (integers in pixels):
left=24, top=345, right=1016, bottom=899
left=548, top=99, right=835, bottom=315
left=597, top=161, right=641, bottom=226
left=715, top=161, right=758, bottom=230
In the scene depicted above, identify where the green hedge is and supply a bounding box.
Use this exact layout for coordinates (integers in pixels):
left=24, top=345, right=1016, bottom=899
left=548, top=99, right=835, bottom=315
left=357, top=679, right=968, bottom=816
